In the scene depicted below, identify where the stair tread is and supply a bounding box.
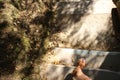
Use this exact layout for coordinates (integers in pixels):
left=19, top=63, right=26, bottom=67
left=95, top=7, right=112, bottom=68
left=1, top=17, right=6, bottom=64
left=40, top=64, right=120, bottom=80
left=48, top=48, right=120, bottom=71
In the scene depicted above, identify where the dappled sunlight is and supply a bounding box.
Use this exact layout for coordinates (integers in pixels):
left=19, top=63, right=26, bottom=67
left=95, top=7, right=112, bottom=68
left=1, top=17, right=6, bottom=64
left=40, top=63, right=120, bottom=80
left=54, top=0, right=117, bottom=51
left=55, top=0, right=93, bottom=32
left=0, top=0, right=120, bottom=80
left=42, top=64, right=74, bottom=80
left=39, top=47, right=120, bottom=80
left=64, top=14, right=116, bottom=50
left=0, top=0, right=56, bottom=79
left=48, top=48, right=114, bottom=69
left=57, top=1, right=93, bottom=14
left=48, top=48, right=75, bottom=65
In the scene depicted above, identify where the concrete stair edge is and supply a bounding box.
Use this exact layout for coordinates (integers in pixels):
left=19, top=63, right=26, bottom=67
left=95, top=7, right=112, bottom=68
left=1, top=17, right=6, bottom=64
left=48, top=48, right=120, bottom=71
left=40, top=63, right=120, bottom=80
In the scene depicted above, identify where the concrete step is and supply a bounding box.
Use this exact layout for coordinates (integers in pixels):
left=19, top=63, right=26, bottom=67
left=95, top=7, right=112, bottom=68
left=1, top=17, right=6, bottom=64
left=55, top=13, right=120, bottom=51
left=40, top=64, right=120, bottom=80
left=56, top=0, right=115, bottom=14
left=49, top=48, right=120, bottom=72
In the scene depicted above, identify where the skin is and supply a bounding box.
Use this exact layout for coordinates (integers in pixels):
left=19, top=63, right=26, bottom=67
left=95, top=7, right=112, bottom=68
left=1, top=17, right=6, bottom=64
left=72, top=58, right=91, bottom=80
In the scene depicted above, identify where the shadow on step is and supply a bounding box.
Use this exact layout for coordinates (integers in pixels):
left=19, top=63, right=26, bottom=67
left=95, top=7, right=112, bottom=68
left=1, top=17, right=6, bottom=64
left=100, top=53, right=120, bottom=72
left=55, top=0, right=93, bottom=32
left=73, top=49, right=120, bottom=72
left=64, top=69, right=120, bottom=80
left=83, top=69, right=120, bottom=80
left=111, top=8, right=120, bottom=51
left=43, top=64, right=120, bottom=80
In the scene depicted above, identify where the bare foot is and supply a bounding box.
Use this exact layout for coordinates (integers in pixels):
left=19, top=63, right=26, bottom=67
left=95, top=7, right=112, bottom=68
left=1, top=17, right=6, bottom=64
left=72, top=58, right=91, bottom=80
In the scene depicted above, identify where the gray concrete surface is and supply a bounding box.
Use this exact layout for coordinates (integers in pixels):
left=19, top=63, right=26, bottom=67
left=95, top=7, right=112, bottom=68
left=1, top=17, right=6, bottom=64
left=40, top=64, right=120, bottom=80
left=56, top=0, right=115, bottom=14
left=49, top=48, right=120, bottom=71
left=53, top=0, right=120, bottom=51
left=56, top=11, right=120, bottom=50
left=56, top=14, right=114, bottom=49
